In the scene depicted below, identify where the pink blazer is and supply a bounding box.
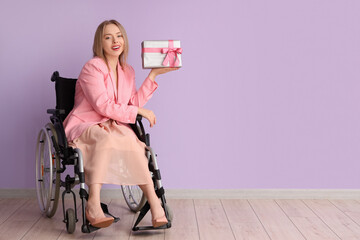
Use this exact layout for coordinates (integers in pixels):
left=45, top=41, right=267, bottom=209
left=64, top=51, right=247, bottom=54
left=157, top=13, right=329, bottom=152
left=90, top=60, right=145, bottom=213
left=63, top=57, right=158, bottom=141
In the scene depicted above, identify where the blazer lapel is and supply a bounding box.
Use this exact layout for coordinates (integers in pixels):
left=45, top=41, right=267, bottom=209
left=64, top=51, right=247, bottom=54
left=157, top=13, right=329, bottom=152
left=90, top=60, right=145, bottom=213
left=108, top=65, right=118, bottom=101
left=117, top=62, right=126, bottom=103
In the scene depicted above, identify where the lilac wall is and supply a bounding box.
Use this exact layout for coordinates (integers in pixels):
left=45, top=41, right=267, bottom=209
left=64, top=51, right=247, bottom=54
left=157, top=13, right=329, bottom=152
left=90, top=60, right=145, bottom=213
left=1, top=0, right=360, bottom=189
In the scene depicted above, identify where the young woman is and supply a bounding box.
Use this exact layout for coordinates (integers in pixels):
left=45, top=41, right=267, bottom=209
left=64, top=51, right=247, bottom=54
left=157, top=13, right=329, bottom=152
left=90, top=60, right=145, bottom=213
left=63, top=19, right=177, bottom=228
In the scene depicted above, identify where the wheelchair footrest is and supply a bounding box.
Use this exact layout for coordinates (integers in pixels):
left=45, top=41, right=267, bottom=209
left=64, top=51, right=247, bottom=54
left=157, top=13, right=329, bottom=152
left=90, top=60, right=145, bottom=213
left=101, top=202, right=120, bottom=222
left=80, top=202, right=120, bottom=234
left=132, top=198, right=172, bottom=231
left=81, top=223, right=100, bottom=233
left=132, top=222, right=172, bottom=231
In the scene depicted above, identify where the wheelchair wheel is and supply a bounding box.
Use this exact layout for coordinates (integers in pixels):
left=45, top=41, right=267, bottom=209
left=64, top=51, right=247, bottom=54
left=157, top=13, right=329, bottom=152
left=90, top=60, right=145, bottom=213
left=35, top=123, right=61, bottom=217
left=65, top=208, right=76, bottom=234
left=121, top=185, right=146, bottom=212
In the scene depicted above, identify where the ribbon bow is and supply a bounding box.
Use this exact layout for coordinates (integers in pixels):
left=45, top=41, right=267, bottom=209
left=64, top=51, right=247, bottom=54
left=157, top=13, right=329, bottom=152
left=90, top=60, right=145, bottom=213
left=161, top=47, right=183, bottom=67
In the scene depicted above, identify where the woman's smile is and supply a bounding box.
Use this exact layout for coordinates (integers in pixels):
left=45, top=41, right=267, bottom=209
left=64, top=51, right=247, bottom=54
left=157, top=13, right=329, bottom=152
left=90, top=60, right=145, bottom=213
left=112, top=45, right=121, bottom=51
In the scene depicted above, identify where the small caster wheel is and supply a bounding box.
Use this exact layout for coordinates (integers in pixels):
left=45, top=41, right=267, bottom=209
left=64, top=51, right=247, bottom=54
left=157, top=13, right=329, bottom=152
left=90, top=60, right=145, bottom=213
left=66, top=208, right=76, bottom=234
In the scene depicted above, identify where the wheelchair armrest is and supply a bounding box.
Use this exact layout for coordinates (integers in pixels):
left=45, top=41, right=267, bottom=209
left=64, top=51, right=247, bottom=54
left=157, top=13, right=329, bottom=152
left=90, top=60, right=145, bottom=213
left=132, top=114, right=150, bottom=146
left=136, top=114, right=142, bottom=121
left=47, top=108, right=65, bottom=116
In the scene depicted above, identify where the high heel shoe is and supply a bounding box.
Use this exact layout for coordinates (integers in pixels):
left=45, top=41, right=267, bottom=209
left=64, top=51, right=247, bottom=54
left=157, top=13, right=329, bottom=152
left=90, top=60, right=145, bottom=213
left=152, top=215, right=168, bottom=228
left=85, top=209, right=114, bottom=228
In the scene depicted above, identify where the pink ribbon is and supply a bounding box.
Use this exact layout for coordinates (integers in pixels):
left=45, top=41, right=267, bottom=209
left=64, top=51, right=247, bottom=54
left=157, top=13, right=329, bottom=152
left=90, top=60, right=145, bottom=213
left=142, top=40, right=182, bottom=67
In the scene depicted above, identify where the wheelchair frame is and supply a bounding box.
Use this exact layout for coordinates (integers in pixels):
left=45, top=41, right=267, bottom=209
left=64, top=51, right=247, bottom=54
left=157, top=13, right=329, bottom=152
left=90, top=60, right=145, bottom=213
left=35, top=71, right=172, bottom=234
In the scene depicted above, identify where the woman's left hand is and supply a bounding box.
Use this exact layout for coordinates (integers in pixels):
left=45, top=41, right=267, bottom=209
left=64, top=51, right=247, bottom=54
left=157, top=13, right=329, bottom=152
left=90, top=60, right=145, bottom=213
left=148, top=67, right=179, bottom=81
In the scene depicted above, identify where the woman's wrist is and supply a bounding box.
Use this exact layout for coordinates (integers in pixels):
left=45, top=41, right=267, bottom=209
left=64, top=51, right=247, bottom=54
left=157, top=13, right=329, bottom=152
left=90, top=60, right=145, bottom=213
left=137, top=107, right=143, bottom=115
left=148, top=70, right=158, bottom=82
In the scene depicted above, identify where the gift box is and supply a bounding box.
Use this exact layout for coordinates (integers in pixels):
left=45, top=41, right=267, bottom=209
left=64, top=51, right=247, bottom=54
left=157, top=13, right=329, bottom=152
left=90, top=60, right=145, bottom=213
left=142, top=40, right=182, bottom=69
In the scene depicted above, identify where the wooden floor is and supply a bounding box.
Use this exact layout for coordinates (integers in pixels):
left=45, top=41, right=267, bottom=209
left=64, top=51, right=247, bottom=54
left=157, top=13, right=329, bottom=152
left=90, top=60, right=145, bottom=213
left=1, top=198, right=360, bottom=240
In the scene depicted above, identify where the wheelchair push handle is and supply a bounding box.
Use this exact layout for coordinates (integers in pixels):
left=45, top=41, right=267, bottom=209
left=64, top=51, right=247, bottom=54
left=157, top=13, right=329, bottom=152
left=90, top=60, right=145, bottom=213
left=51, top=71, right=60, bottom=82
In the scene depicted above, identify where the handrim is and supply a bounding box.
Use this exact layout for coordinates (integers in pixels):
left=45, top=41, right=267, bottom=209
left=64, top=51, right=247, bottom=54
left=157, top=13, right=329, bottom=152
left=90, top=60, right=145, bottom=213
left=35, top=123, right=61, bottom=218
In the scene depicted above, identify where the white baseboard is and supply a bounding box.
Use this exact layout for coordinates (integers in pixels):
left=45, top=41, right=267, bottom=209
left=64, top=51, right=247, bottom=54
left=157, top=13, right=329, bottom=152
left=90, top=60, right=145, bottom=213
left=1, top=188, right=360, bottom=199
left=164, top=189, right=360, bottom=199
left=0, top=189, right=37, bottom=198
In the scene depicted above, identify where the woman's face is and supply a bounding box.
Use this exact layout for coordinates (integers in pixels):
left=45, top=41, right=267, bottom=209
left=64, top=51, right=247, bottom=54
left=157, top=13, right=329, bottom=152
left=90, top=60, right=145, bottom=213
left=102, top=24, right=125, bottom=59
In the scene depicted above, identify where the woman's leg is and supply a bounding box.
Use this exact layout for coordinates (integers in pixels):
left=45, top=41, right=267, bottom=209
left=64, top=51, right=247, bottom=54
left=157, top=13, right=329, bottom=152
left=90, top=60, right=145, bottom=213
left=139, top=183, right=166, bottom=220
left=87, top=183, right=106, bottom=219
left=85, top=183, right=114, bottom=228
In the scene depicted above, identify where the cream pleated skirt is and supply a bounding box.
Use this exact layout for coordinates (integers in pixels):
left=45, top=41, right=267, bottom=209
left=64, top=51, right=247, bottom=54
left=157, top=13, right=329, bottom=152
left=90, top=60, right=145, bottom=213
left=70, top=119, right=152, bottom=186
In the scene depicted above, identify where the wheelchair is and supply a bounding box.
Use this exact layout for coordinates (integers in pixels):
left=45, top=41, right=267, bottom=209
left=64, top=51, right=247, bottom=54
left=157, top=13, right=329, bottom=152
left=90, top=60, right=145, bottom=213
left=35, top=71, right=173, bottom=234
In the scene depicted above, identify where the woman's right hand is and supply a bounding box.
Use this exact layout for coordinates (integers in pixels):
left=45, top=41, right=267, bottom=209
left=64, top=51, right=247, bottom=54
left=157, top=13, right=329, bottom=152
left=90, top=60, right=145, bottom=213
left=138, top=107, right=156, bottom=127
left=148, top=67, right=179, bottom=82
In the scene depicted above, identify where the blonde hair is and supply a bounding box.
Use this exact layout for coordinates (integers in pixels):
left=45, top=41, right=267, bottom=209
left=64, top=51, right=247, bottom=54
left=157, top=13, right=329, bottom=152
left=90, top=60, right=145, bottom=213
left=93, top=19, right=129, bottom=69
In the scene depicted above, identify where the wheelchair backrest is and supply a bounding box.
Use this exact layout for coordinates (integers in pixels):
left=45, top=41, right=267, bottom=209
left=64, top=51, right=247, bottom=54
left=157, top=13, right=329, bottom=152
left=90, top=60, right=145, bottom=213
left=51, top=71, right=77, bottom=122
